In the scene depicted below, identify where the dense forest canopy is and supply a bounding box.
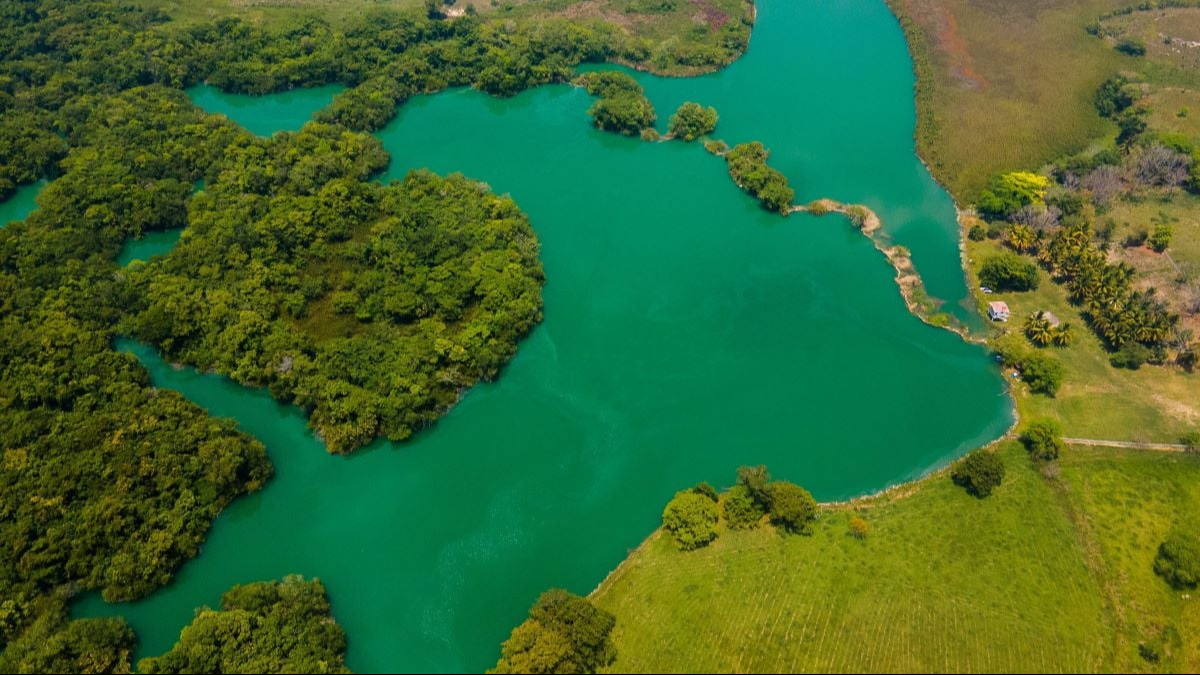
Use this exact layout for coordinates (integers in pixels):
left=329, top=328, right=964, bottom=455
left=0, top=0, right=753, bottom=668
left=139, top=576, right=349, bottom=674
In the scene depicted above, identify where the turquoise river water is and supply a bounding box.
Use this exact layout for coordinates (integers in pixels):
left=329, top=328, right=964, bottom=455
left=67, top=0, right=1012, bottom=672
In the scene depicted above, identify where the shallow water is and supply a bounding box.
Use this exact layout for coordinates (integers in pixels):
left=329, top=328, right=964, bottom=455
left=0, top=179, right=45, bottom=227
left=80, top=1, right=1012, bottom=672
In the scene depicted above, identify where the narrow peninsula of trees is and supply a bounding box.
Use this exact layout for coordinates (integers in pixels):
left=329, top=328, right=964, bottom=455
left=724, top=142, right=795, bottom=213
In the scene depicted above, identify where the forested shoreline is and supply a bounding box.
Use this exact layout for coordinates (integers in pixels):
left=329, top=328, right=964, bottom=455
left=0, top=0, right=753, bottom=669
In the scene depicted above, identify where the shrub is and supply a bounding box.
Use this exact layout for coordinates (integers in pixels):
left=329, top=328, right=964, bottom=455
left=848, top=516, right=869, bottom=539
left=951, top=449, right=1005, bottom=498
left=1182, top=431, right=1200, bottom=453
left=667, top=102, right=718, bottom=141
left=968, top=223, right=986, bottom=241
left=808, top=200, right=830, bottom=216
left=736, top=464, right=772, bottom=508
left=766, top=481, right=817, bottom=535
left=490, top=590, right=616, bottom=674
left=1116, top=38, right=1147, bottom=56
left=978, top=252, right=1039, bottom=292
left=662, top=490, right=719, bottom=550
left=977, top=171, right=1049, bottom=219
left=1110, top=342, right=1152, bottom=369
left=722, top=485, right=764, bottom=529
left=1154, top=530, right=1200, bottom=589
left=1095, top=75, right=1135, bottom=118
left=703, top=139, right=728, bottom=155
left=691, top=481, right=719, bottom=501
left=1021, top=351, right=1064, bottom=395
left=1149, top=224, right=1173, bottom=252
left=1021, top=419, right=1066, bottom=461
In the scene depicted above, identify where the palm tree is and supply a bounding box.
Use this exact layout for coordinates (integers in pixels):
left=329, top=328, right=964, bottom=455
left=1051, top=323, right=1075, bottom=347
left=1009, top=224, right=1036, bottom=253
left=1024, top=312, right=1054, bottom=346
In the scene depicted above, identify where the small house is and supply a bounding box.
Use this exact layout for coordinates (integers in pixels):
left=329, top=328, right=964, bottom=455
left=988, top=301, right=1010, bottom=322
left=1041, top=311, right=1061, bottom=327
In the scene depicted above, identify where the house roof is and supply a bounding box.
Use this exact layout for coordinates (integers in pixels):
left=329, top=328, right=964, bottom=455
left=1042, top=311, right=1061, bottom=327
left=988, top=301, right=1010, bottom=313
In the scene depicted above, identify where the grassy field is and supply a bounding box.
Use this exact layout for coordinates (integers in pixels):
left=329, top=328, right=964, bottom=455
left=886, top=0, right=1128, bottom=201
left=592, top=442, right=1200, bottom=673
left=964, top=236, right=1200, bottom=442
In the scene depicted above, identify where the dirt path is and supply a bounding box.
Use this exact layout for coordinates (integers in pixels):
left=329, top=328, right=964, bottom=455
left=1063, top=437, right=1187, bottom=452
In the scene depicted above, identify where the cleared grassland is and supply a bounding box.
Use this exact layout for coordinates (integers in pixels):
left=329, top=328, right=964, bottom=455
left=1057, top=445, right=1200, bottom=672
left=594, top=442, right=1111, bottom=673
left=964, top=237, right=1200, bottom=442
left=592, top=442, right=1200, bottom=673
left=887, top=0, right=1128, bottom=201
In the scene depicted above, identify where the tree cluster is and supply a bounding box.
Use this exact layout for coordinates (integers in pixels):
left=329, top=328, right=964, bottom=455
left=490, top=589, right=616, bottom=674
left=667, top=102, right=718, bottom=141
left=575, top=71, right=656, bottom=136
left=139, top=576, right=350, bottom=674
left=1020, top=418, right=1066, bottom=462
left=724, top=142, right=795, bottom=213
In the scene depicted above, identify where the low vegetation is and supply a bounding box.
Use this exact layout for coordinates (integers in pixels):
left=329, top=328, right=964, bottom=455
left=1154, top=530, right=1200, bottom=590
left=723, top=142, right=795, bottom=213
left=139, top=576, right=349, bottom=674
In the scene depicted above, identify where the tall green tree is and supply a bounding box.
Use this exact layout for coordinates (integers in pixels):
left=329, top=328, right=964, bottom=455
left=491, top=590, right=616, bottom=674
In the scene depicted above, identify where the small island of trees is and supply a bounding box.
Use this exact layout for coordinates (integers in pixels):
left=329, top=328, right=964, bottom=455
left=724, top=142, right=795, bottom=213
left=576, top=71, right=657, bottom=136
left=668, top=102, right=719, bottom=141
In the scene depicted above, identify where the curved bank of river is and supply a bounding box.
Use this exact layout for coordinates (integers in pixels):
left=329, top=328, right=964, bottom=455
left=75, top=1, right=1012, bottom=672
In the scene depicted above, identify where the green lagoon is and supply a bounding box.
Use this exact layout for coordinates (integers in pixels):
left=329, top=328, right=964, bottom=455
left=77, top=1, right=1012, bottom=672
left=0, top=179, right=44, bottom=227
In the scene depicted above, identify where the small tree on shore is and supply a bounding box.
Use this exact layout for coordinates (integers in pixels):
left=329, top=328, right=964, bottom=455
left=951, top=449, right=1005, bottom=498
left=736, top=464, right=772, bottom=509
left=662, top=490, right=719, bottom=550
left=722, top=485, right=764, bottom=529
left=767, top=481, right=817, bottom=535
left=1021, top=419, right=1066, bottom=461
left=490, top=589, right=616, bottom=674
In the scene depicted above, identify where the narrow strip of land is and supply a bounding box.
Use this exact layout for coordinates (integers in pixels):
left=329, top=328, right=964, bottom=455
left=1063, top=437, right=1186, bottom=452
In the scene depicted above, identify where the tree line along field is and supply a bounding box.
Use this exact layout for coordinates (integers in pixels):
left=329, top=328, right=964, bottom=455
left=591, top=442, right=1200, bottom=673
